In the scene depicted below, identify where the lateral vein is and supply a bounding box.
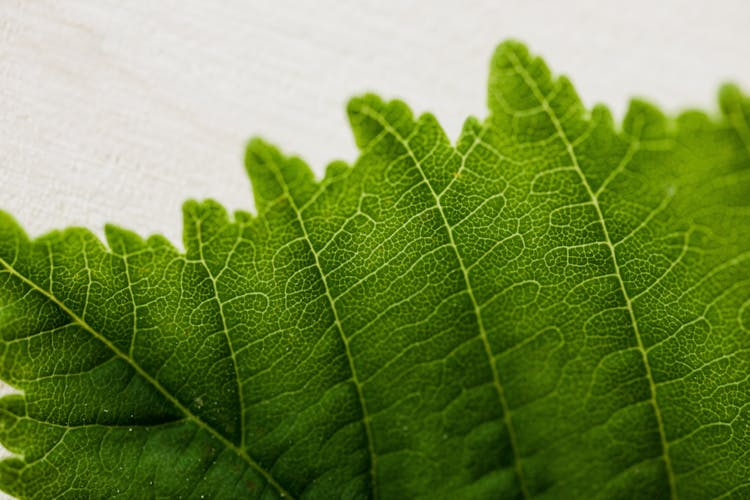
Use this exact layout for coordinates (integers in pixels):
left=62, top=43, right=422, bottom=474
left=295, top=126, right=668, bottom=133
left=262, top=160, right=380, bottom=499
left=507, top=51, right=677, bottom=500
left=357, top=104, right=532, bottom=500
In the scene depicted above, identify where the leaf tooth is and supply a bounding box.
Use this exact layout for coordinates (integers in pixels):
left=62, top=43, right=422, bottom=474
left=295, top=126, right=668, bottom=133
left=347, top=94, right=416, bottom=150
left=623, top=99, right=668, bottom=140
left=105, top=224, right=146, bottom=256
left=245, top=138, right=318, bottom=212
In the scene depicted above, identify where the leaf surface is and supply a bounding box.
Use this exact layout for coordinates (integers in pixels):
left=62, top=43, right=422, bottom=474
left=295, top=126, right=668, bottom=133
left=1, top=41, right=749, bottom=499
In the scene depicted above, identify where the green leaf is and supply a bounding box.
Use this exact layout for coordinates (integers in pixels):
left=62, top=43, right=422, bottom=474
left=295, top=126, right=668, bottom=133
left=1, top=40, right=749, bottom=499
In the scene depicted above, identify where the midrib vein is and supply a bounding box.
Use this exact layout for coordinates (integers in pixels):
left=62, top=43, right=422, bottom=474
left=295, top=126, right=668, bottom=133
left=507, top=52, right=677, bottom=499
left=0, top=256, right=294, bottom=500
left=264, top=163, right=379, bottom=498
left=358, top=105, right=532, bottom=500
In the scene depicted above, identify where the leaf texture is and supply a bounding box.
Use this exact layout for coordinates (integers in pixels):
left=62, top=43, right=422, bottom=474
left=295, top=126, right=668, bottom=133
left=0, top=41, right=749, bottom=499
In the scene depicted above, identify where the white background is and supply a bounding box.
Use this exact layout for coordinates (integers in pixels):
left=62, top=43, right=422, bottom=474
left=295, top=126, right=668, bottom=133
left=0, top=0, right=749, bottom=492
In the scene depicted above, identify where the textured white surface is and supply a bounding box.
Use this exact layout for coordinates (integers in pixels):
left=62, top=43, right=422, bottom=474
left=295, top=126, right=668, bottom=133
left=0, top=0, right=749, bottom=493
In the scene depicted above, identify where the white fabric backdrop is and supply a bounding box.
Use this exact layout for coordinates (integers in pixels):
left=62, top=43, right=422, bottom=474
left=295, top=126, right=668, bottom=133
left=0, top=0, right=749, bottom=491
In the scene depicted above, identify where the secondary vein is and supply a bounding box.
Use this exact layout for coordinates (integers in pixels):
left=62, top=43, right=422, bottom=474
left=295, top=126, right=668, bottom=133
left=262, top=159, right=380, bottom=499
left=193, top=218, right=247, bottom=450
left=358, top=104, right=532, bottom=500
left=507, top=50, right=678, bottom=500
